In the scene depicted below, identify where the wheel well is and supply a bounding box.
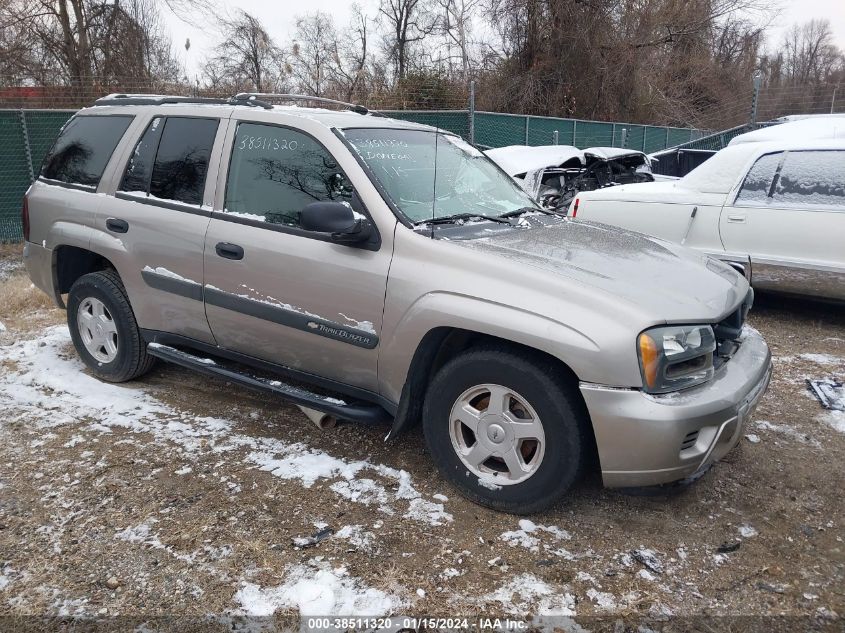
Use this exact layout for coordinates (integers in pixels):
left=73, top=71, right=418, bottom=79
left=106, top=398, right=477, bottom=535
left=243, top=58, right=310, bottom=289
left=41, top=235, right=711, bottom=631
left=54, top=246, right=116, bottom=296
left=390, top=328, right=598, bottom=471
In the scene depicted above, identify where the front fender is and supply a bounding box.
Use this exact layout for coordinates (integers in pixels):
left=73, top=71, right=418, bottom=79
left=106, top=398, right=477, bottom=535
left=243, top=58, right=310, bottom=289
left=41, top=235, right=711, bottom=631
left=378, top=290, right=620, bottom=405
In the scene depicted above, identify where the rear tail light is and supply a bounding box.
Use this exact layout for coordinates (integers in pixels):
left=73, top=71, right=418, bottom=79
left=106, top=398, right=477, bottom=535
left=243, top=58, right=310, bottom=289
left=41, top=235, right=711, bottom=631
left=21, top=195, right=30, bottom=241
left=571, top=197, right=580, bottom=217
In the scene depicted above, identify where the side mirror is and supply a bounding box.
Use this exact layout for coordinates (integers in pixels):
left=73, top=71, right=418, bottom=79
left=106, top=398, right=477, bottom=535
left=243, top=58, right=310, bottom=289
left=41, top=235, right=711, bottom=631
left=299, top=201, right=373, bottom=245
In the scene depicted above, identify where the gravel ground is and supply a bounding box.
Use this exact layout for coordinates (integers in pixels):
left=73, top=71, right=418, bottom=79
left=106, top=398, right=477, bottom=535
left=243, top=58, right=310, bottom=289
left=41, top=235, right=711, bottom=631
left=0, top=246, right=843, bottom=631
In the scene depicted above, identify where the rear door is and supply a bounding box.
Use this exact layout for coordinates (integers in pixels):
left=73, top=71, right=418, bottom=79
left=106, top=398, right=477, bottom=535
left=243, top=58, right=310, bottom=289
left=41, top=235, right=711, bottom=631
left=202, top=119, right=392, bottom=392
left=720, top=149, right=845, bottom=299
left=94, top=113, right=227, bottom=343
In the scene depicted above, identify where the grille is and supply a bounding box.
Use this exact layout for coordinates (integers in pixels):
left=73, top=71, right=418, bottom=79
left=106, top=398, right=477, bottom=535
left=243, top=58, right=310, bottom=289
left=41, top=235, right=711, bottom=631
left=680, top=430, right=699, bottom=452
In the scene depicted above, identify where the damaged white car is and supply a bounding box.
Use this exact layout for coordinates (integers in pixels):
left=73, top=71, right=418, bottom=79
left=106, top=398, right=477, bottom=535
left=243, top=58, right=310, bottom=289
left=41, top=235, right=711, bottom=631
left=485, top=145, right=656, bottom=211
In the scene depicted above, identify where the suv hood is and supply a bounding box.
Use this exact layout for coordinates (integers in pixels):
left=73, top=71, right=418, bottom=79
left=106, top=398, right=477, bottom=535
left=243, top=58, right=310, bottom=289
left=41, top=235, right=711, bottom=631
left=457, top=219, right=747, bottom=322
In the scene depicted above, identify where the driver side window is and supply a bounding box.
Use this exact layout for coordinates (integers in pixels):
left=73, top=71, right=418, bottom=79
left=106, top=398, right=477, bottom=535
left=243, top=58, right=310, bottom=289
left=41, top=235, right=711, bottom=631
left=224, top=122, right=352, bottom=228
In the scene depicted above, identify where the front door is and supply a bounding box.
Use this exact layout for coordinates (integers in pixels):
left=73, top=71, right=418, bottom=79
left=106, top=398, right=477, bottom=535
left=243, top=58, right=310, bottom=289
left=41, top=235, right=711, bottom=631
left=720, top=149, right=845, bottom=299
left=202, top=120, right=392, bottom=391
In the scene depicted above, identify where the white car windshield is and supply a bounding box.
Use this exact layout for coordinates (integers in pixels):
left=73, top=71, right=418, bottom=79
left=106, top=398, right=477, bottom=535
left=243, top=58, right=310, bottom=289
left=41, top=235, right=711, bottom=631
left=343, top=128, right=540, bottom=224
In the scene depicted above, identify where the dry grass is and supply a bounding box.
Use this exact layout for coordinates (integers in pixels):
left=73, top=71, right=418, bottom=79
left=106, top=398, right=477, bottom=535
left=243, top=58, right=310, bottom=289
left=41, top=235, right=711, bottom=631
left=0, top=241, right=23, bottom=259
left=0, top=274, right=55, bottom=319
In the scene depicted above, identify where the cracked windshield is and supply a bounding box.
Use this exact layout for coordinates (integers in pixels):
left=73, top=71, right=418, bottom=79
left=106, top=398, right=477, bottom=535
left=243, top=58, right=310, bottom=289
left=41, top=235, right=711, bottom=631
left=343, top=129, right=539, bottom=224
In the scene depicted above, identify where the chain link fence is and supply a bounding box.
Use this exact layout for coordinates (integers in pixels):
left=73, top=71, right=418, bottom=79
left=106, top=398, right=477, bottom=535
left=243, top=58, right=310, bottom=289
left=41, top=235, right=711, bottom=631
left=1, top=109, right=75, bottom=242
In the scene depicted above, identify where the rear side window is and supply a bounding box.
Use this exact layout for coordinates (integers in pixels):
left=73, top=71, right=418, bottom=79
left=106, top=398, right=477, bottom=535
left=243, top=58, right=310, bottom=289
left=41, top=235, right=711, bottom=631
left=223, top=122, right=352, bottom=227
left=41, top=115, right=133, bottom=187
left=773, top=150, right=845, bottom=209
left=120, top=116, right=218, bottom=205
left=734, top=152, right=782, bottom=205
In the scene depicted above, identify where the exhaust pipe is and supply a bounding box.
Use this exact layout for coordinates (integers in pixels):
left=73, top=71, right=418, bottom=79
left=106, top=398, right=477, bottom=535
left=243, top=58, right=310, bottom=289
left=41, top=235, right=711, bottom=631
left=297, top=405, right=337, bottom=430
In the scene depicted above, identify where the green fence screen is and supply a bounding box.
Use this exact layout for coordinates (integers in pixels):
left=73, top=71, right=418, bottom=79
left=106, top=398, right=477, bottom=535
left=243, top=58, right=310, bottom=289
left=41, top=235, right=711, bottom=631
left=0, top=108, right=703, bottom=242
left=1, top=109, right=74, bottom=242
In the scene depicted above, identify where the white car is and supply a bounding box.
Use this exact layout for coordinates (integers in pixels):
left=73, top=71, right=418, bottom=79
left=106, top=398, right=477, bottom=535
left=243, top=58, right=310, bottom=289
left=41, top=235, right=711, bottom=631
left=570, top=139, right=845, bottom=300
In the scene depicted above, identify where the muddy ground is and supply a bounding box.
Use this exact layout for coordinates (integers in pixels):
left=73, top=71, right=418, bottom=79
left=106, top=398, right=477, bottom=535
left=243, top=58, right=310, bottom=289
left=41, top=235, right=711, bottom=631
left=0, top=244, right=843, bottom=631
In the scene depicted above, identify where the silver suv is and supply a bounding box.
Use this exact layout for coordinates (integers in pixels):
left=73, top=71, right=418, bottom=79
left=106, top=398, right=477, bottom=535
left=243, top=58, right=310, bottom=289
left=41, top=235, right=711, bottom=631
left=23, top=94, right=772, bottom=513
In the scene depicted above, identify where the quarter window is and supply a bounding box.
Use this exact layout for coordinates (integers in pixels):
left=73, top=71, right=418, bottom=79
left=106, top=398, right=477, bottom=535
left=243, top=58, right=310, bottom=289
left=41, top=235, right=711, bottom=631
left=224, top=122, right=352, bottom=228
left=734, top=152, right=782, bottom=205
left=41, top=115, right=133, bottom=187
left=772, top=150, right=845, bottom=209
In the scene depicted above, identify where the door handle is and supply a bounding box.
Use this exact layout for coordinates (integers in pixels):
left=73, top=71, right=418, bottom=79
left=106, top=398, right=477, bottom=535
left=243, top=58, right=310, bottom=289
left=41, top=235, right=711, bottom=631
left=106, top=218, right=129, bottom=233
left=215, top=242, right=244, bottom=260
left=727, top=214, right=746, bottom=224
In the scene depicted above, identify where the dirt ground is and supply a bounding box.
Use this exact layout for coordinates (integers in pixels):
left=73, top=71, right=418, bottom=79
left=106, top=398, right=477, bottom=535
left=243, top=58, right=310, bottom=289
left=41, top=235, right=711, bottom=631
left=0, top=243, right=843, bottom=631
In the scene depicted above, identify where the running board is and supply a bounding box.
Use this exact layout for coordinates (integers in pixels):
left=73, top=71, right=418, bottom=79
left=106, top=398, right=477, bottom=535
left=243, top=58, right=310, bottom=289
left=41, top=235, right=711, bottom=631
left=146, top=343, right=390, bottom=424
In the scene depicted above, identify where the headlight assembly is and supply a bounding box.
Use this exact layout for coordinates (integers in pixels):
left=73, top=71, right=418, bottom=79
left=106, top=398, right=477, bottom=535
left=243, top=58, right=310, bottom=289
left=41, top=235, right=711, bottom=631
left=638, top=324, right=716, bottom=393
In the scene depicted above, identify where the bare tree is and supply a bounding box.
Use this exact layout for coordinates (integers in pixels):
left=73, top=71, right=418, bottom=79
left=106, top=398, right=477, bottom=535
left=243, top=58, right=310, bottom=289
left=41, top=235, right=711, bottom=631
left=205, top=9, right=286, bottom=92
left=290, top=11, right=336, bottom=96
left=436, top=0, right=479, bottom=80
left=329, top=4, right=371, bottom=101
left=378, top=0, right=437, bottom=80
left=781, top=20, right=843, bottom=85
left=1, top=0, right=180, bottom=89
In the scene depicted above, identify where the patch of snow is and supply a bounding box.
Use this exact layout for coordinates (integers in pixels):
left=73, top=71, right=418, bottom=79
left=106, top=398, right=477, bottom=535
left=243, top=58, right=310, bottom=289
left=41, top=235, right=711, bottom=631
left=738, top=525, right=758, bottom=538
left=799, top=353, right=843, bottom=365
left=338, top=313, right=377, bottom=335
left=141, top=266, right=199, bottom=285
left=0, top=565, right=15, bottom=590
left=334, top=525, right=376, bottom=551
left=637, top=569, right=655, bottom=581
left=819, top=410, right=845, bottom=434
left=755, top=420, right=821, bottom=448
left=477, top=476, right=502, bottom=491
left=234, top=561, right=405, bottom=617
left=0, top=320, right=6, bottom=332
left=745, top=433, right=760, bottom=444
left=586, top=587, right=617, bottom=611
left=500, top=519, right=571, bottom=553
left=174, top=466, right=192, bottom=475
left=483, top=574, right=575, bottom=616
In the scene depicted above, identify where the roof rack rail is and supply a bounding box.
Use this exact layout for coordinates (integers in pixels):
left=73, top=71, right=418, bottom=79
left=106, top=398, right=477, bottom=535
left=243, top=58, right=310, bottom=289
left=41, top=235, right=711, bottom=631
left=232, top=93, right=370, bottom=115
left=93, top=93, right=272, bottom=109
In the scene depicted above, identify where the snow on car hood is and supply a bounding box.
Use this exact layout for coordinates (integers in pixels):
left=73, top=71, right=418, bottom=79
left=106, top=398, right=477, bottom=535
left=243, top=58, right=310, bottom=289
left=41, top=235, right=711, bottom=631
left=583, top=147, right=648, bottom=161
left=457, top=219, right=747, bottom=322
left=485, top=145, right=584, bottom=176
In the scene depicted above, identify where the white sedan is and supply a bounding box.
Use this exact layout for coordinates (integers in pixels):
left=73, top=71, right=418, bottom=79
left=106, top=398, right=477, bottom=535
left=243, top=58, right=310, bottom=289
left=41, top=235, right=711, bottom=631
left=570, top=139, right=845, bottom=301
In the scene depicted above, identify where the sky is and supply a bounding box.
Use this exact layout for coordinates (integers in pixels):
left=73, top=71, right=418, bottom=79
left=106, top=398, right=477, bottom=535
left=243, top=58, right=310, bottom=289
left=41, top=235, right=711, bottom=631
left=162, top=0, right=845, bottom=80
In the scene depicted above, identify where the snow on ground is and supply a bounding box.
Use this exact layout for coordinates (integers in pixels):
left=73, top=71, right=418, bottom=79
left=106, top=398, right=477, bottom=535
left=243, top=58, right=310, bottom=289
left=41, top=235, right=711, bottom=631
left=234, top=562, right=406, bottom=617
left=754, top=420, right=822, bottom=448
left=0, top=257, right=22, bottom=281
left=0, top=326, right=456, bottom=614
left=0, top=326, right=451, bottom=528
left=482, top=574, right=575, bottom=616
left=500, top=519, right=571, bottom=552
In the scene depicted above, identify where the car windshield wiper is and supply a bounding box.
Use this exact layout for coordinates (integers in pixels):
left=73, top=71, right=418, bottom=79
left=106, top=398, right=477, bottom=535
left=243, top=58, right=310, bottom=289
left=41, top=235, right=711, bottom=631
left=416, top=212, right=513, bottom=226
left=499, top=206, right=555, bottom=218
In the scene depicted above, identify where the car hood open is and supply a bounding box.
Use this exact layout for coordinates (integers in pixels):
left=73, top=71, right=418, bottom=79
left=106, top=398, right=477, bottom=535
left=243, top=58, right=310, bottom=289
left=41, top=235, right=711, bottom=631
left=457, top=219, right=747, bottom=322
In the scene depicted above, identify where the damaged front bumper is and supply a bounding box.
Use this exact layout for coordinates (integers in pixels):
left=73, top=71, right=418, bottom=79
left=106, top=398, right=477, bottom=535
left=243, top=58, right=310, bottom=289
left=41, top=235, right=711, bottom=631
left=580, top=327, right=772, bottom=488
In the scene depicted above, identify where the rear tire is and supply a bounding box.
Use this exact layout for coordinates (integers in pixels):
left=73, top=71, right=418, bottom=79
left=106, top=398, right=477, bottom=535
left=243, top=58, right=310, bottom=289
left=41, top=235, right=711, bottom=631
left=423, top=347, right=586, bottom=514
left=67, top=270, right=155, bottom=383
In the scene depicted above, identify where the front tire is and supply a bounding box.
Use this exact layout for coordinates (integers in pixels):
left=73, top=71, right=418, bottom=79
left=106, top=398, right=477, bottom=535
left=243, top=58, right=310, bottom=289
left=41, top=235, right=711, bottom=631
left=67, top=270, right=155, bottom=383
left=423, top=347, right=587, bottom=514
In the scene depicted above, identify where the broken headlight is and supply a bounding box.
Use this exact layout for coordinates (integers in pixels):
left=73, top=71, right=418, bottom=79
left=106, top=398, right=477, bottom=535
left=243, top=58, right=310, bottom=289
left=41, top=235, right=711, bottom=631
left=637, top=325, right=716, bottom=393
